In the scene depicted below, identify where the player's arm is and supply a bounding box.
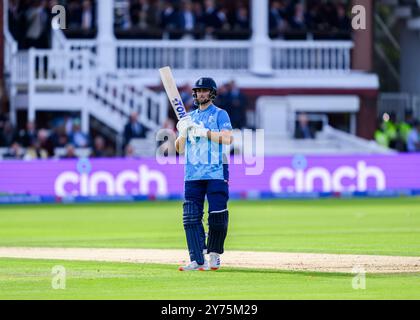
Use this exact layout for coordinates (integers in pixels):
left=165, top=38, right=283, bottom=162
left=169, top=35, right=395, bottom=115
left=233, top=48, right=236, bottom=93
left=175, top=136, right=187, bottom=154
left=207, top=130, right=233, bottom=145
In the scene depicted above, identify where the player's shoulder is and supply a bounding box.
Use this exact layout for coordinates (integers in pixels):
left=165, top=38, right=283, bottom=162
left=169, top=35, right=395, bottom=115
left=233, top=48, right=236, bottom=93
left=188, top=108, right=198, bottom=116
left=212, top=105, right=228, bottom=115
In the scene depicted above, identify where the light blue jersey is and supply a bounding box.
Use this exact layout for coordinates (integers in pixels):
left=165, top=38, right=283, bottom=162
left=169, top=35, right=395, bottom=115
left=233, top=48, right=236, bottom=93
left=185, top=104, right=233, bottom=181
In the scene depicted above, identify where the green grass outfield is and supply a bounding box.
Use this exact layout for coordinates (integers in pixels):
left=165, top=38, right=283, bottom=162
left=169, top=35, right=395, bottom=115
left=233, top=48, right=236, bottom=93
left=0, top=198, right=420, bottom=299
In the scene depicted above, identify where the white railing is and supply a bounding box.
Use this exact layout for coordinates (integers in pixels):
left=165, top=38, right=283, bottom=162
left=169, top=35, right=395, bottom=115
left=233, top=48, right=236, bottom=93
left=89, top=75, right=167, bottom=131
left=13, top=51, right=29, bottom=86
left=115, top=40, right=353, bottom=73
left=271, top=41, right=353, bottom=72
left=378, top=92, right=420, bottom=121
left=27, top=49, right=92, bottom=94
left=116, top=40, right=250, bottom=72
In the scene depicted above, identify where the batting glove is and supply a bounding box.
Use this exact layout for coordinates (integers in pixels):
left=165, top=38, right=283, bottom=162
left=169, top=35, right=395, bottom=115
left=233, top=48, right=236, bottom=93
left=176, top=116, right=194, bottom=138
left=188, top=122, right=209, bottom=143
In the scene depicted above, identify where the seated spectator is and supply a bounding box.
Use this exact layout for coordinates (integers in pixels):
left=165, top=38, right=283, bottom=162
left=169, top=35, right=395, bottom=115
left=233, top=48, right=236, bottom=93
left=124, top=111, right=148, bottom=147
left=8, top=0, right=22, bottom=42
left=125, top=143, right=136, bottom=158
left=3, top=141, right=25, bottom=159
left=180, top=83, right=194, bottom=111
left=176, top=0, right=198, bottom=37
left=374, top=118, right=389, bottom=148
left=0, top=121, right=16, bottom=147
left=81, top=0, right=95, bottom=30
left=289, top=2, right=307, bottom=30
left=91, top=135, right=113, bottom=158
left=67, top=0, right=82, bottom=29
left=130, top=0, right=159, bottom=29
left=269, top=0, right=288, bottom=34
left=24, top=140, right=49, bottom=160
left=398, top=111, right=415, bottom=151
left=61, top=143, right=77, bottom=159
left=226, top=81, right=247, bottom=129
left=160, top=0, right=177, bottom=31
left=407, top=121, right=420, bottom=153
left=382, top=112, right=398, bottom=149
left=22, top=0, right=49, bottom=49
left=17, top=121, right=37, bottom=148
left=50, top=125, right=69, bottom=149
left=334, top=3, right=351, bottom=32
left=294, top=112, right=315, bottom=139
left=201, top=0, right=222, bottom=38
left=69, top=120, right=90, bottom=148
left=232, top=5, right=250, bottom=30
left=37, top=128, right=55, bottom=157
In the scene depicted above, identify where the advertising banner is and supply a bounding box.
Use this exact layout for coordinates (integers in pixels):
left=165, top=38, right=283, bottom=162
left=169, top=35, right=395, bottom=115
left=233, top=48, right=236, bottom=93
left=1, top=154, right=420, bottom=199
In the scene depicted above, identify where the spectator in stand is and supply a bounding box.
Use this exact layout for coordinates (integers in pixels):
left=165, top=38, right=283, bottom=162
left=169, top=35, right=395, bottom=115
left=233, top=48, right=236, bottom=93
left=232, top=5, right=250, bottom=30
left=23, top=0, right=49, bottom=49
left=407, top=121, right=420, bottom=153
left=192, top=1, right=204, bottom=28
left=382, top=112, right=398, bottom=149
left=24, top=140, right=49, bottom=160
left=8, top=0, right=21, bottom=41
left=67, top=0, right=83, bottom=29
left=158, top=118, right=177, bottom=157
left=398, top=111, right=415, bottom=151
left=37, top=128, right=55, bottom=157
left=334, top=3, right=351, bottom=32
left=217, top=6, right=230, bottom=31
left=289, top=2, right=307, bottom=30
left=225, top=80, right=247, bottom=129
left=61, top=143, right=77, bottom=158
left=91, top=135, right=113, bottom=158
left=201, top=0, right=222, bottom=38
left=81, top=0, right=95, bottom=30
left=63, top=115, right=75, bottom=136
left=3, top=141, right=25, bottom=159
left=123, top=111, right=148, bottom=147
left=50, top=125, right=69, bottom=150
left=374, top=118, right=389, bottom=148
left=0, top=121, right=16, bottom=147
left=130, top=0, right=159, bottom=29
left=180, top=83, right=194, bottom=111
left=17, top=121, right=37, bottom=148
left=214, top=82, right=230, bottom=113
left=269, top=0, right=288, bottom=34
left=125, top=143, right=136, bottom=158
left=176, top=0, right=197, bottom=37
left=305, top=1, right=322, bottom=31
left=160, top=0, right=177, bottom=30
left=69, top=120, right=90, bottom=148
left=294, top=112, right=315, bottom=139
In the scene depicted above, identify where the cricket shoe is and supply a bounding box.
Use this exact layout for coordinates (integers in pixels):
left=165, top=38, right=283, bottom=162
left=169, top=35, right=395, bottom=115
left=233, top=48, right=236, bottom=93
left=209, top=253, right=221, bottom=271
left=178, top=260, right=208, bottom=271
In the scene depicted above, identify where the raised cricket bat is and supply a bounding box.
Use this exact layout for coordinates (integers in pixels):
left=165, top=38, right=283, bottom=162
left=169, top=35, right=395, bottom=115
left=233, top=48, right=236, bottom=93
left=159, top=66, right=188, bottom=120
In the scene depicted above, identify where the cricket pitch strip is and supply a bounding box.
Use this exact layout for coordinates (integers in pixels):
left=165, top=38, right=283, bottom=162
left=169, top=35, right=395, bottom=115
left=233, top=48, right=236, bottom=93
left=0, top=247, right=419, bottom=274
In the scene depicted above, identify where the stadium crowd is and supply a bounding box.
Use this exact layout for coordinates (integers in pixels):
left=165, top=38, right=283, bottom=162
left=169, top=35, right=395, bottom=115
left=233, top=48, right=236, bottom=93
left=269, top=0, right=351, bottom=39
left=0, top=79, right=250, bottom=159
left=8, top=0, right=96, bottom=48
left=374, top=112, right=420, bottom=153
left=8, top=0, right=352, bottom=46
left=0, top=111, right=115, bottom=159
left=116, top=0, right=352, bottom=39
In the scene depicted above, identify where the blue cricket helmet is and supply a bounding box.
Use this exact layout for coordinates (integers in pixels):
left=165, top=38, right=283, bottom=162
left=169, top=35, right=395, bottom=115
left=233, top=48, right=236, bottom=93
left=192, top=77, right=218, bottom=102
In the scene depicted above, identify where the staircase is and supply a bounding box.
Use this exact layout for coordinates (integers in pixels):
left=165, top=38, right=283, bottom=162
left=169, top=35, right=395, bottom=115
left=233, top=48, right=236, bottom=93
left=4, top=28, right=168, bottom=146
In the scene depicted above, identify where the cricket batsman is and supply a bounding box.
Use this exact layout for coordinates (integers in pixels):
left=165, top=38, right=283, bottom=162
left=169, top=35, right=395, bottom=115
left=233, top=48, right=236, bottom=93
left=175, top=77, right=233, bottom=271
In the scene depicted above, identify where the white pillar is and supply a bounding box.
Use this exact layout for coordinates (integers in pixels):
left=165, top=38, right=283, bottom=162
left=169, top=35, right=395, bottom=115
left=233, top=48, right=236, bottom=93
left=250, top=0, right=273, bottom=76
left=97, top=0, right=116, bottom=72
